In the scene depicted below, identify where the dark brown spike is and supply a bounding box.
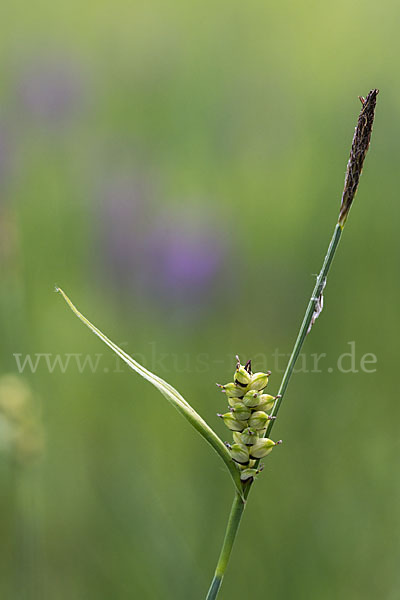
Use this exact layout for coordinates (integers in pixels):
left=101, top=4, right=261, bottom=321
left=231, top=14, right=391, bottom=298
left=338, top=89, right=379, bottom=227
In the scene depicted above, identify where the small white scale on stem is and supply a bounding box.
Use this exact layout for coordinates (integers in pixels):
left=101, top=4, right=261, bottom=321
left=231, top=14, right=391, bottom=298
left=308, top=277, right=327, bottom=334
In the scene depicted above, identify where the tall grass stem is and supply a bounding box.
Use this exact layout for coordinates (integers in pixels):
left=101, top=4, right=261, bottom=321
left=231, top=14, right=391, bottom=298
left=206, top=90, right=378, bottom=598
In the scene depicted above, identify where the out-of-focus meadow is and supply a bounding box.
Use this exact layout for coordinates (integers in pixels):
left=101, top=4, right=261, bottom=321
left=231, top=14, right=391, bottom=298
left=0, top=1, right=398, bottom=598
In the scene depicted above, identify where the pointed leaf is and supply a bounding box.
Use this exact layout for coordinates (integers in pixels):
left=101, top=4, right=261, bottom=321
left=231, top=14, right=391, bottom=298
left=56, top=287, right=243, bottom=497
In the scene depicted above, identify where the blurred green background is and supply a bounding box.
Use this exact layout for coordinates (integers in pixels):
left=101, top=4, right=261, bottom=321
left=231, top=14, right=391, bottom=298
left=0, top=1, right=398, bottom=598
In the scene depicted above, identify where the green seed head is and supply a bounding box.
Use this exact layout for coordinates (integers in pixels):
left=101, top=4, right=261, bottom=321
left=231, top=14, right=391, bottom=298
left=240, top=427, right=259, bottom=445
left=218, top=382, right=245, bottom=398
left=242, top=390, right=260, bottom=408
left=217, top=360, right=281, bottom=479
left=234, top=365, right=252, bottom=387
left=248, top=371, right=271, bottom=392
left=228, top=442, right=250, bottom=465
left=232, top=431, right=243, bottom=444
left=227, top=396, right=238, bottom=408
left=240, top=468, right=259, bottom=481
left=249, top=438, right=278, bottom=459
left=218, top=412, right=246, bottom=432
left=257, top=394, right=275, bottom=412
left=230, top=402, right=251, bottom=421
left=248, top=410, right=269, bottom=430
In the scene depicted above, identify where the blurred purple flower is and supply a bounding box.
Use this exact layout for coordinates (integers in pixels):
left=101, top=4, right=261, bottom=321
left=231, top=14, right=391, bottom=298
left=96, top=174, right=231, bottom=316
left=141, top=215, right=227, bottom=308
left=18, top=55, right=83, bottom=123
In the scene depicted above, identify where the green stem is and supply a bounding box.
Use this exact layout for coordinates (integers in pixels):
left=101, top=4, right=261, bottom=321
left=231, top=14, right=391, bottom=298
left=206, top=222, right=343, bottom=597
left=265, top=222, right=342, bottom=438
left=205, top=492, right=246, bottom=600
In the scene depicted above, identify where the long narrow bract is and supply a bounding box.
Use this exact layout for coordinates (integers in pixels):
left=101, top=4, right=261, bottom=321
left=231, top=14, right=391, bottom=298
left=56, top=287, right=243, bottom=497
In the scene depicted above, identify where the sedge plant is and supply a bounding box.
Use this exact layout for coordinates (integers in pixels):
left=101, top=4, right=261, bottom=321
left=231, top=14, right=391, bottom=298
left=57, top=89, right=378, bottom=599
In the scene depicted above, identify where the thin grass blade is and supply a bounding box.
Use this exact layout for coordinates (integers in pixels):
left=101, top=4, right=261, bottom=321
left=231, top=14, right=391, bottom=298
left=56, top=287, right=243, bottom=497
